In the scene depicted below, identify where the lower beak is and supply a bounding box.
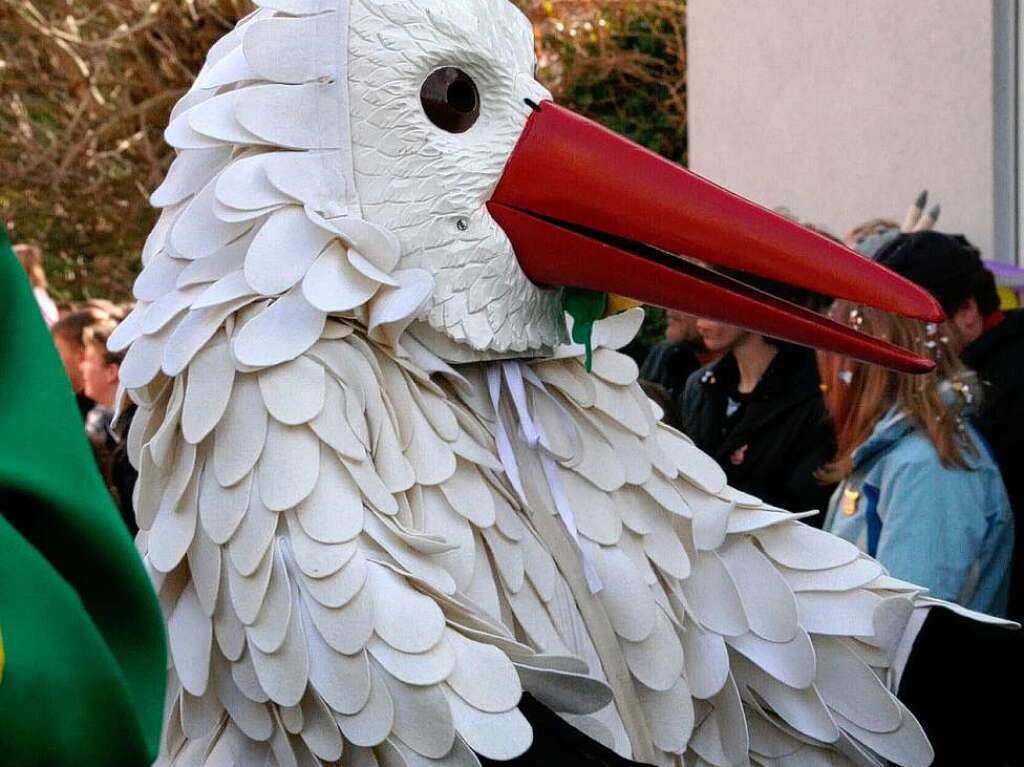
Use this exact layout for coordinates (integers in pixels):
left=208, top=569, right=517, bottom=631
left=488, top=102, right=942, bottom=373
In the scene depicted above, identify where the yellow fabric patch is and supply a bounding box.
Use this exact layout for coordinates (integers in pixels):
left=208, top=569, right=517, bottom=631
left=604, top=295, right=643, bottom=316
left=842, top=488, right=860, bottom=517
left=998, top=287, right=1020, bottom=310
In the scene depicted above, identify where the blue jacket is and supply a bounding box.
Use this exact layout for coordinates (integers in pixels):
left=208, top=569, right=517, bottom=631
left=823, top=405, right=1014, bottom=616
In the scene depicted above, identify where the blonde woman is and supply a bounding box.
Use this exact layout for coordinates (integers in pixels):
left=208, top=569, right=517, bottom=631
left=819, top=302, right=1013, bottom=616
left=13, top=242, right=58, bottom=326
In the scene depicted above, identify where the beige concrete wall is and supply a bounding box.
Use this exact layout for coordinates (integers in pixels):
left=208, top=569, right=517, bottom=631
left=687, top=0, right=999, bottom=259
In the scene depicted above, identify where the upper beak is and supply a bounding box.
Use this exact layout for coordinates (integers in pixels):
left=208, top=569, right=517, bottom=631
left=488, top=102, right=943, bottom=373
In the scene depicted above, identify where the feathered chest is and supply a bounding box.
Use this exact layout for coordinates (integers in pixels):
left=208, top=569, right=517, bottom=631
left=132, top=320, right=933, bottom=767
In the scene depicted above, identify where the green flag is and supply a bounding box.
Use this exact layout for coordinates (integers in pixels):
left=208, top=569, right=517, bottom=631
left=0, top=224, right=166, bottom=765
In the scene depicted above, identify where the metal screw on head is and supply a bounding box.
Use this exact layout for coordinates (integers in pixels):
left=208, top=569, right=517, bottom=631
left=456, top=218, right=469, bottom=232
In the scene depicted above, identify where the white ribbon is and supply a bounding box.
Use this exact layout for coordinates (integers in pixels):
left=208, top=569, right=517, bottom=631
left=487, top=361, right=602, bottom=593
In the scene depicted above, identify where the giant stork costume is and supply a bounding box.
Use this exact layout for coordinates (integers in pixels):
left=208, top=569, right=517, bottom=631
left=110, top=2, right=1009, bottom=766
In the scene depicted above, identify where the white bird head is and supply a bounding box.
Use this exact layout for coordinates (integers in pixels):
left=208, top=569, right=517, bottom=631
left=113, top=0, right=943, bottom=382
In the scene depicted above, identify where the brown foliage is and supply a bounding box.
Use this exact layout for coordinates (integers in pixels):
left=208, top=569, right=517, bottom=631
left=0, top=0, right=685, bottom=301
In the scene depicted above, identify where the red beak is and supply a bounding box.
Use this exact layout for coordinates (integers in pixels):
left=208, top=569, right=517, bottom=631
left=488, top=102, right=943, bottom=373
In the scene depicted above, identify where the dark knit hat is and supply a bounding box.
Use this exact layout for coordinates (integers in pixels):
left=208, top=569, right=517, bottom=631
left=874, top=231, right=999, bottom=317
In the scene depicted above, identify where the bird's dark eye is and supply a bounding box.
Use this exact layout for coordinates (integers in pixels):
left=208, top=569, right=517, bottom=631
left=420, top=67, right=480, bottom=134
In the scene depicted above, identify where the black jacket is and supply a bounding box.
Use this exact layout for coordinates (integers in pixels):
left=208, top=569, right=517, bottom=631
left=640, top=341, right=701, bottom=404
left=962, top=309, right=1024, bottom=618
left=679, top=346, right=836, bottom=521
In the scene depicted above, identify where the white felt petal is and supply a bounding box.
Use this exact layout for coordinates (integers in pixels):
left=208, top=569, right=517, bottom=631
left=229, top=542, right=274, bottom=621
left=213, top=657, right=273, bottom=741
left=335, top=663, right=395, bottom=747
left=164, top=297, right=258, bottom=377
left=590, top=349, right=639, bottom=386
left=732, top=655, right=840, bottom=744
left=152, top=147, right=232, bottom=207
left=367, top=269, right=433, bottom=341
left=216, top=153, right=294, bottom=211
left=234, top=288, right=327, bottom=368
left=213, top=579, right=247, bottom=661
left=301, top=600, right=372, bottom=715
left=591, top=307, right=645, bottom=350
left=439, top=463, right=496, bottom=529
left=180, top=686, right=223, bottom=741
left=299, top=691, right=344, bottom=761
left=107, top=302, right=149, bottom=353
left=795, top=591, right=882, bottom=638
left=215, top=375, right=269, bottom=487
left=200, top=466, right=252, bottom=545
left=586, top=544, right=656, bottom=642
left=182, top=334, right=236, bottom=444
left=344, top=459, right=399, bottom=516
left=304, top=564, right=373, bottom=647
left=719, top=537, right=799, bottom=643
left=621, top=610, right=685, bottom=692
left=726, top=629, right=816, bottom=690
left=295, top=450, right=364, bottom=543
left=322, top=218, right=401, bottom=275
left=309, top=379, right=366, bottom=460
left=513, top=663, right=611, bottom=716
left=682, top=550, right=748, bottom=637
left=120, top=324, right=173, bottom=389
left=754, top=524, right=861, bottom=571
left=830, top=709, right=932, bottom=767
left=444, top=630, right=522, bottom=714
left=149, top=471, right=199, bottom=573
left=813, top=637, right=902, bottom=733
left=235, top=83, right=346, bottom=150
left=188, top=523, right=222, bottom=618
left=188, top=89, right=262, bottom=144
left=259, top=357, right=326, bottom=426
left=642, top=524, right=690, bottom=580
left=134, top=251, right=188, bottom=302
left=245, top=207, right=334, bottom=296
left=689, top=675, right=749, bottom=766
left=141, top=286, right=203, bottom=335
left=286, top=513, right=357, bottom=579
left=637, top=676, right=694, bottom=754
left=169, top=583, right=213, bottom=696
left=247, top=546, right=294, bottom=653
left=367, top=635, right=455, bottom=687
left=191, top=271, right=257, bottom=311
left=165, top=109, right=226, bottom=150
left=243, top=14, right=340, bottom=84
left=726, top=508, right=808, bottom=534
left=378, top=671, right=455, bottom=760
left=259, top=420, right=320, bottom=511
left=171, top=175, right=253, bottom=260
left=681, top=622, right=730, bottom=699
left=780, top=557, right=885, bottom=593
left=302, top=243, right=379, bottom=313
left=447, top=693, right=532, bottom=762
left=194, top=44, right=258, bottom=89
left=370, top=565, right=446, bottom=654
left=177, top=233, right=251, bottom=289
left=249, top=586, right=309, bottom=707
left=670, top=436, right=727, bottom=493
left=212, top=199, right=283, bottom=223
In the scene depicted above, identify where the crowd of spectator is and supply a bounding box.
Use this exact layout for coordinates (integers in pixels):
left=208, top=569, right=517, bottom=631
left=13, top=243, right=138, bottom=535
left=641, top=222, right=1023, bottom=620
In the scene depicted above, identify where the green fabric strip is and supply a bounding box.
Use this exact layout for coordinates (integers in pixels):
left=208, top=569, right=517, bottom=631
left=0, top=225, right=165, bottom=765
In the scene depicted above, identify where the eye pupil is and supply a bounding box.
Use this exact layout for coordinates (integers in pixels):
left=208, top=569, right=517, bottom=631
left=447, top=79, right=477, bottom=114
left=421, top=67, right=480, bottom=133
